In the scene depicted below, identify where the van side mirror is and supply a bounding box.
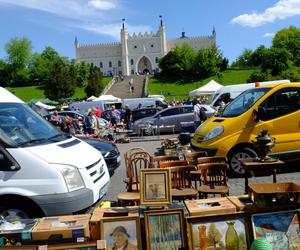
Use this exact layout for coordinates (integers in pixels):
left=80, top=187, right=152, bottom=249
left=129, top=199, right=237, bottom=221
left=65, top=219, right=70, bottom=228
left=0, top=152, right=20, bottom=171
left=254, top=106, right=266, bottom=122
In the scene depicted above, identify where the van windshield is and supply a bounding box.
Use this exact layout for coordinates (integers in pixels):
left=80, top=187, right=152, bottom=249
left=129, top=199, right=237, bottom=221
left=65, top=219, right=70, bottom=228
left=0, top=103, right=66, bottom=147
left=221, top=88, right=271, bottom=117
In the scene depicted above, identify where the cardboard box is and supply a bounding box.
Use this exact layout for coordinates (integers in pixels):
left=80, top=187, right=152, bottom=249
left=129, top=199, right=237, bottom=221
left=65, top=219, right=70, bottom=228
left=0, top=219, right=38, bottom=246
left=184, top=197, right=236, bottom=216
left=90, top=206, right=139, bottom=240
left=226, top=195, right=255, bottom=211
left=249, top=182, right=300, bottom=208
left=32, top=214, right=90, bottom=243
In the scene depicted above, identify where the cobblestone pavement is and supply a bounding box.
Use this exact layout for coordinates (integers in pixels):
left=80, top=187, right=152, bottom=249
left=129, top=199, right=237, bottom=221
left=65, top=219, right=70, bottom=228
left=104, top=134, right=300, bottom=202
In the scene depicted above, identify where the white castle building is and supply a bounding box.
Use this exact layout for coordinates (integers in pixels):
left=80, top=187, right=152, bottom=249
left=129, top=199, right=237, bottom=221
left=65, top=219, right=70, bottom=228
left=75, top=18, right=216, bottom=76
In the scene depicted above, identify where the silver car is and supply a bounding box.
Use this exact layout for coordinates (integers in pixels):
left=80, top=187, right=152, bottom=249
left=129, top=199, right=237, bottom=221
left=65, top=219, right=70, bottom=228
left=133, top=105, right=215, bottom=134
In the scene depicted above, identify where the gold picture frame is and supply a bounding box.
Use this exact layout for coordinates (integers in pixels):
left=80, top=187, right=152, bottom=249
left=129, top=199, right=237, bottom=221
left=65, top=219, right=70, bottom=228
left=144, top=208, right=186, bottom=250
left=186, top=213, right=252, bottom=250
left=100, top=216, right=142, bottom=250
left=140, top=168, right=172, bottom=206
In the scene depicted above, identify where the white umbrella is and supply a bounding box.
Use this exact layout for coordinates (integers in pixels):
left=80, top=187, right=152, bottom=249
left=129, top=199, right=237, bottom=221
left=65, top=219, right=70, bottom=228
left=87, top=95, right=97, bottom=101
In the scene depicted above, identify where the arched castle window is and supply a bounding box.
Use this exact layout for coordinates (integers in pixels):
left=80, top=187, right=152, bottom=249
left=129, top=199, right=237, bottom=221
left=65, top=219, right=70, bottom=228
left=118, top=61, right=121, bottom=67
left=134, top=45, right=137, bottom=49
left=100, top=62, right=103, bottom=68
left=91, top=63, right=94, bottom=67
left=155, top=57, right=159, bottom=63
left=151, top=44, right=154, bottom=48
left=109, top=61, right=112, bottom=67
left=130, top=59, right=134, bottom=65
left=131, top=69, right=134, bottom=75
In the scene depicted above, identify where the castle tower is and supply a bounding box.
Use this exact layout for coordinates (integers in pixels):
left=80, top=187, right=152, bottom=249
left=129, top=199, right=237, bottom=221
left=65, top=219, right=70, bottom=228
left=158, top=15, right=167, bottom=56
left=120, top=19, right=130, bottom=75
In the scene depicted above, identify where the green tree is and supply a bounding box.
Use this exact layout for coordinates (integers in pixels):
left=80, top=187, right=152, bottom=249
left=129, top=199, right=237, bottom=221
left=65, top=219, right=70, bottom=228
left=261, top=47, right=292, bottom=76
left=5, top=37, right=32, bottom=86
left=272, top=26, right=300, bottom=66
left=29, top=47, right=60, bottom=86
left=281, top=67, right=300, bottom=81
left=76, top=61, right=90, bottom=87
left=159, top=49, right=181, bottom=77
left=208, top=223, right=222, bottom=248
left=85, top=65, right=103, bottom=97
left=44, top=58, right=75, bottom=100
left=231, top=49, right=253, bottom=67
left=0, top=59, right=11, bottom=86
left=248, top=70, right=271, bottom=82
left=251, top=45, right=267, bottom=67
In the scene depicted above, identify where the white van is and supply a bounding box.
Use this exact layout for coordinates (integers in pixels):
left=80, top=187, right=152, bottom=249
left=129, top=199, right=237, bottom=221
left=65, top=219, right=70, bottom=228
left=69, top=100, right=123, bottom=112
left=123, top=97, right=167, bottom=110
left=0, top=88, right=110, bottom=221
left=210, top=79, right=290, bottom=109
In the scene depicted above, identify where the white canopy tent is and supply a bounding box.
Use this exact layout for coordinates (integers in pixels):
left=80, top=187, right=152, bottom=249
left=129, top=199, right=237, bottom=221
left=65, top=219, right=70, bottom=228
left=189, top=80, right=223, bottom=96
left=86, top=95, right=97, bottom=101
left=35, top=101, right=56, bottom=110
left=93, top=94, right=121, bottom=102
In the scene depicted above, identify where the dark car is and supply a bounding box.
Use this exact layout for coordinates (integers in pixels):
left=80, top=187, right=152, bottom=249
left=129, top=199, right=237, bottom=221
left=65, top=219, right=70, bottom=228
left=132, top=107, right=161, bottom=122
left=80, top=138, right=121, bottom=176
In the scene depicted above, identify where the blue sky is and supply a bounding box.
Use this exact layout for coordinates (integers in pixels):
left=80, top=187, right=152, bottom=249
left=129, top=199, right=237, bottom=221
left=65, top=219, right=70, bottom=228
left=0, top=0, right=299, bottom=63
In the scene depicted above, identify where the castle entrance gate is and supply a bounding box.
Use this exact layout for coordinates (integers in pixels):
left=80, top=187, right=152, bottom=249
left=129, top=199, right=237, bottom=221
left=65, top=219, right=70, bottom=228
left=137, top=56, right=152, bottom=75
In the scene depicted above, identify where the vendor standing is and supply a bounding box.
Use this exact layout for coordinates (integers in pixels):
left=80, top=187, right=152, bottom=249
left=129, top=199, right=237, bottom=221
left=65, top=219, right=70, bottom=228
left=110, top=105, right=121, bottom=126
left=124, top=104, right=133, bottom=130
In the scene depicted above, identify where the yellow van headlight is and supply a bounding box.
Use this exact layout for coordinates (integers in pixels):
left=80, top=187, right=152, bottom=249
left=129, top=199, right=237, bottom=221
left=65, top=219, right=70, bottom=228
left=203, top=126, right=224, bottom=141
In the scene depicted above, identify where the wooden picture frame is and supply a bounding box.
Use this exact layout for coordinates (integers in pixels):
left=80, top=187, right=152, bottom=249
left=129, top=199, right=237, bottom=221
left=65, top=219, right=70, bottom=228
left=252, top=209, right=300, bottom=249
left=144, top=208, right=186, bottom=250
left=140, top=168, right=172, bottom=206
left=186, top=213, right=252, bottom=250
left=100, top=216, right=142, bottom=250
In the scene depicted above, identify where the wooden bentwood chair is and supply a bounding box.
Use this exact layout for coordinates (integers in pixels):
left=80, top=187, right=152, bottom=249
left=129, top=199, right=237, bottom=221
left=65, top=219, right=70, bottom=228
left=170, top=165, right=198, bottom=201
left=196, top=162, right=229, bottom=199
left=150, top=155, right=180, bottom=168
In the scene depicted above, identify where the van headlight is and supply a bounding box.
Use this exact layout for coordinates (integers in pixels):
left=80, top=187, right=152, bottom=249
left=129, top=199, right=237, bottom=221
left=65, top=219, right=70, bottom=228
left=203, top=126, right=224, bottom=141
left=56, top=165, right=85, bottom=192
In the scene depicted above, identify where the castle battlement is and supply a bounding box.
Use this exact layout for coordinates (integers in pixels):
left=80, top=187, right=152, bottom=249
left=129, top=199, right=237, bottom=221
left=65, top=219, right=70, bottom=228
left=171, top=35, right=214, bottom=42
left=128, top=31, right=159, bottom=39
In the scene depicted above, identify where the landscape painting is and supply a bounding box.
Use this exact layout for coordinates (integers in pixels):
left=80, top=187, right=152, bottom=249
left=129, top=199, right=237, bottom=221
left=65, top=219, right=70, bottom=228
left=252, top=210, right=300, bottom=249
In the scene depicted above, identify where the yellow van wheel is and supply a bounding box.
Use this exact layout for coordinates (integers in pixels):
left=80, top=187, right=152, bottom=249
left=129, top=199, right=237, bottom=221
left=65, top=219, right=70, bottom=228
left=228, top=147, right=258, bottom=176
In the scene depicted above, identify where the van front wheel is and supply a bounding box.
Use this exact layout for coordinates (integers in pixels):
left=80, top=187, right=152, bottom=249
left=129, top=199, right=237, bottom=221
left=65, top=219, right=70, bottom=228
left=0, top=200, right=43, bottom=222
left=228, top=147, right=258, bottom=176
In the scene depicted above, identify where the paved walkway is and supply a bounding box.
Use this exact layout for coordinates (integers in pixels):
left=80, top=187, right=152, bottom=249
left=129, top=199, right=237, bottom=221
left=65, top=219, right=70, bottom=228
left=106, top=75, right=147, bottom=99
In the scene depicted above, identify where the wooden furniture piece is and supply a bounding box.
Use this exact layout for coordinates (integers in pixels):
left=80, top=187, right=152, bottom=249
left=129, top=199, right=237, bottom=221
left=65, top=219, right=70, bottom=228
left=239, top=158, right=284, bottom=194
left=196, top=163, right=229, bottom=199
left=170, top=165, right=198, bottom=201
left=117, top=191, right=140, bottom=206
left=183, top=151, right=208, bottom=165
left=150, top=155, right=180, bottom=168
left=191, top=156, right=228, bottom=188
left=159, top=160, right=189, bottom=168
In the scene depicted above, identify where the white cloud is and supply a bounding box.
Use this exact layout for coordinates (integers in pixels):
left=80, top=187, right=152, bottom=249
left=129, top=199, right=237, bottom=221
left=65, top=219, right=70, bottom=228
left=0, top=0, right=117, bottom=20
left=231, top=0, right=300, bottom=27
left=264, top=32, right=275, bottom=37
left=77, top=23, right=152, bottom=40
left=87, top=0, right=115, bottom=10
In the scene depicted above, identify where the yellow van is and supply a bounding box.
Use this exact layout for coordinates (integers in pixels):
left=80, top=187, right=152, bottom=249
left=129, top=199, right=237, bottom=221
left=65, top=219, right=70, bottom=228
left=191, top=82, right=300, bottom=175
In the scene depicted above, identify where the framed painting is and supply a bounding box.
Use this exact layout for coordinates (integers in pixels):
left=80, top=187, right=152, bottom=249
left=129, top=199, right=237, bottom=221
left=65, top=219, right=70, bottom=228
left=144, top=208, right=186, bottom=250
left=100, top=216, right=141, bottom=250
left=187, top=213, right=251, bottom=250
left=140, top=168, right=172, bottom=206
left=252, top=209, right=300, bottom=249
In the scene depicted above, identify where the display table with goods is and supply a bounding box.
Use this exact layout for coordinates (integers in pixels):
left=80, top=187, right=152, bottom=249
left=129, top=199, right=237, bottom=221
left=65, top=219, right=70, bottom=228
left=1, top=182, right=300, bottom=249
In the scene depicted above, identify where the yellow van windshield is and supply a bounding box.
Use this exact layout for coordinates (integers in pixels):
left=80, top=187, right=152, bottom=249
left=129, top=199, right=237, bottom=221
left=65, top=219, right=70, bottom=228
left=221, top=87, right=271, bottom=117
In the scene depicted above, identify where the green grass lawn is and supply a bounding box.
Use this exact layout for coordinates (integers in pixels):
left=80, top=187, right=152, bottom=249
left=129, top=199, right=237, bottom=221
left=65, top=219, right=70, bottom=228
left=6, top=77, right=113, bottom=102
left=148, top=69, right=256, bottom=101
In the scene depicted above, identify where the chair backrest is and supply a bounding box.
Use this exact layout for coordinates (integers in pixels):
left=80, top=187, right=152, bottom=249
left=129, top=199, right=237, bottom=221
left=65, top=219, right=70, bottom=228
left=124, top=147, right=146, bottom=178
left=159, top=160, right=188, bottom=168
left=170, top=165, right=196, bottom=189
left=184, top=151, right=208, bottom=165
left=128, top=151, right=152, bottom=191
left=197, top=156, right=227, bottom=165
left=196, top=163, right=228, bottom=187
left=151, top=155, right=180, bottom=168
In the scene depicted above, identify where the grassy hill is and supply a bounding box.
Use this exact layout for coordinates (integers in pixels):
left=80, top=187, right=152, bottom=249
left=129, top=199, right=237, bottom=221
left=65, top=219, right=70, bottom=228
left=148, top=69, right=256, bottom=101
left=6, top=69, right=255, bottom=102
left=6, top=76, right=113, bottom=103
